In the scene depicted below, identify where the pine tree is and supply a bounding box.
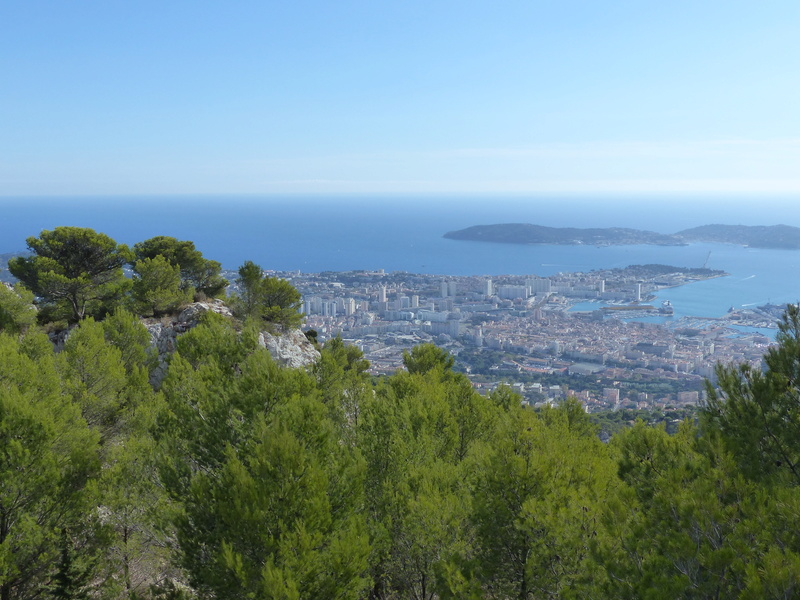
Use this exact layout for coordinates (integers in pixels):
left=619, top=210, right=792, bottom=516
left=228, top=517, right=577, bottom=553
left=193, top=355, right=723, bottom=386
left=0, top=333, right=100, bottom=600
left=8, top=227, right=131, bottom=322
left=703, top=303, right=800, bottom=486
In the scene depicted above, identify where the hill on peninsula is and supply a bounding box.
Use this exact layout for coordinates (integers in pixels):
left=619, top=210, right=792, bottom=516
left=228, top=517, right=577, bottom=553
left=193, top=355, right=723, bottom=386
left=443, top=223, right=800, bottom=249
left=673, top=224, right=800, bottom=249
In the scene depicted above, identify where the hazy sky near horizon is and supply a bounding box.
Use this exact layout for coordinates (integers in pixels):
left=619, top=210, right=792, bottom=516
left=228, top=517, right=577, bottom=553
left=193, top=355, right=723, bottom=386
left=2, top=1, right=799, bottom=196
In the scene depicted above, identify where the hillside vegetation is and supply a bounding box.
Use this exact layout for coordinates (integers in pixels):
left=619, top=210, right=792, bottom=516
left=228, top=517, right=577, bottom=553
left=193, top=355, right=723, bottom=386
left=2, top=227, right=800, bottom=598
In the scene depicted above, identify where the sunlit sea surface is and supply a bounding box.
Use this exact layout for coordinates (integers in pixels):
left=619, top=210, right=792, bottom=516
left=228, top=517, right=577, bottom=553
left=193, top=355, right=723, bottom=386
left=3, top=194, right=800, bottom=322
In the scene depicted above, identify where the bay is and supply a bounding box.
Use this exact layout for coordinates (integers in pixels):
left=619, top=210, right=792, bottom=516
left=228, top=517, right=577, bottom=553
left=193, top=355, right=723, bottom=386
left=2, top=194, right=800, bottom=321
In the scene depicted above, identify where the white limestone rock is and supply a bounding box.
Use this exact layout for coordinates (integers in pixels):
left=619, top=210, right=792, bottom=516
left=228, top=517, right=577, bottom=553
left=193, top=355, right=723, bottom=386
left=258, top=328, right=320, bottom=369
left=144, top=321, right=180, bottom=386
left=177, top=299, right=233, bottom=323
left=144, top=301, right=318, bottom=385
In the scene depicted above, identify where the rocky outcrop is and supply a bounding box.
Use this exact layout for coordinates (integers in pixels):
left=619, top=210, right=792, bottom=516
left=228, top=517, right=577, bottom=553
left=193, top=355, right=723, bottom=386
left=177, top=299, right=233, bottom=323
left=144, top=300, right=319, bottom=386
left=48, top=328, right=72, bottom=353
left=258, top=328, right=320, bottom=369
left=144, top=300, right=233, bottom=385
left=145, top=322, right=180, bottom=386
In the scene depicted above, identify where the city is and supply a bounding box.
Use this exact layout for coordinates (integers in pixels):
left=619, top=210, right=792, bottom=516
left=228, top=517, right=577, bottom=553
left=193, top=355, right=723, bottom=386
left=267, top=265, right=777, bottom=412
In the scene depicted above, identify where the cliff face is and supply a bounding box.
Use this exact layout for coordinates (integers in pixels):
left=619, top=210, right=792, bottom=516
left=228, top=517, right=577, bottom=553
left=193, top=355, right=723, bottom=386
left=145, top=300, right=319, bottom=386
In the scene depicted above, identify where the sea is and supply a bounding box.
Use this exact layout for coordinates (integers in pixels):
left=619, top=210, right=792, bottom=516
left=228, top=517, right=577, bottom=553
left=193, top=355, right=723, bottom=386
left=3, top=194, right=800, bottom=327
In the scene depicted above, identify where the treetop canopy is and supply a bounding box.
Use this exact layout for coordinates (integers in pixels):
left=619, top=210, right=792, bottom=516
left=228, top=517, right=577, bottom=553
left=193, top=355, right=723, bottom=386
left=133, top=236, right=227, bottom=298
left=9, top=227, right=132, bottom=322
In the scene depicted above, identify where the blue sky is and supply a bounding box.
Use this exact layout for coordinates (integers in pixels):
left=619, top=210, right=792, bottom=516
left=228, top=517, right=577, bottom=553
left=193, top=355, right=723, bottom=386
left=2, top=1, right=799, bottom=196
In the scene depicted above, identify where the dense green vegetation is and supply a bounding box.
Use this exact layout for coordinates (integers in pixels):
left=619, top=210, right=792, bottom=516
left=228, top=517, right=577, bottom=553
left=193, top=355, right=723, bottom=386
left=589, top=406, right=699, bottom=437
left=8, top=227, right=133, bottom=322
left=229, top=260, right=303, bottom=329
left=132, top=236, right=228, bottom=300
left=3, top=228, right=800, bottom=598
left=0, top=312, right=799, bottom=597
left=3, top=227, right=297, bottom=330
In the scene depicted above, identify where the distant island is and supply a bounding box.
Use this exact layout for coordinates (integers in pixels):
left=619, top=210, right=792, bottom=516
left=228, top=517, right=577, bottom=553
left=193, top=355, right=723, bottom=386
left=443, top=223, right=800, bottom=249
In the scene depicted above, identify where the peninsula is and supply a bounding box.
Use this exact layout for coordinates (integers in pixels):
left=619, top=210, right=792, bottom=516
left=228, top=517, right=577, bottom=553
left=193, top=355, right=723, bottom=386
left=444, top=223, right=800, bottom=249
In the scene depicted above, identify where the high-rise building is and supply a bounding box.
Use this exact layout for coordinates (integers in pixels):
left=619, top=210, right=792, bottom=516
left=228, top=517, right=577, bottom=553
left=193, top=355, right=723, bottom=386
left=447, top=281, right=457, bottom=297
left=393, top=295, right=411, bottom=310
left=430, top=319, right=462, bottom=337
left=440, top=281, right=448, bottom=297
left=529, top=278, right=551, bottom=294
left=484, top=278, right=493, bottom=297
left=322, top=301, right=337, bottom=317
left=303, top=296, right=324, bottom=314
left=498, top=285, right=528, bottom=300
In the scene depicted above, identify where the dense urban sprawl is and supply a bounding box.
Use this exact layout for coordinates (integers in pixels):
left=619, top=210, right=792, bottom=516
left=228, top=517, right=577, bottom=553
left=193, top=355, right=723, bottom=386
left=268, top=265, right=779, bottom=411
